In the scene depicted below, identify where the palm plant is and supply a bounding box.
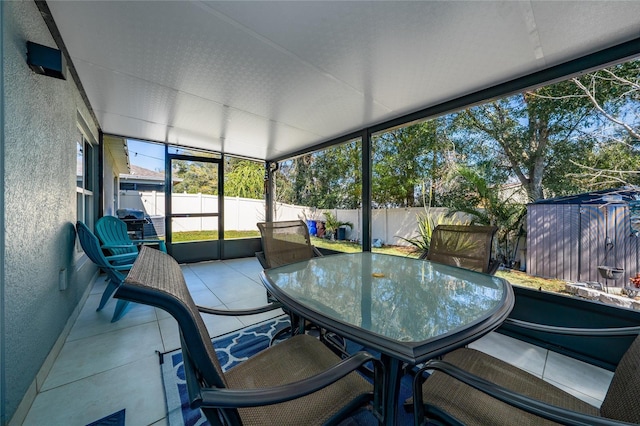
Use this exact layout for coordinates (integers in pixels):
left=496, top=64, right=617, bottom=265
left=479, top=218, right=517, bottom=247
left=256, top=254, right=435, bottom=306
left=398, top=210, right=467, bottom=257
left=448, top=165, right=526, bottom=265
left=323, top=212, right=354, bottom=240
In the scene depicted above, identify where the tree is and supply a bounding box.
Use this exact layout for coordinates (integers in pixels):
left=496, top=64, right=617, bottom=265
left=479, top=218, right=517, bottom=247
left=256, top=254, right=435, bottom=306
left=372, top=119, right=452, bottom=207
left=445, top=164, right=526, bottom=265
left=172, top=159, right=219, bottom=195
left=568, top=139, right=640, bottom=189
left=288, top=154, right=316, bottom=206
left=567, top=60, right=640, bottom=188
left=172, top=156, right=265, bottom=199
left=313, top=140, right=361, bottom=209
left=275, top=140, right=362, bottom=209
left=224, top=158, right=264, bottom=199
left=454, top=79, right=597, bottom=202
left=571, top=61, right=639, bottom=142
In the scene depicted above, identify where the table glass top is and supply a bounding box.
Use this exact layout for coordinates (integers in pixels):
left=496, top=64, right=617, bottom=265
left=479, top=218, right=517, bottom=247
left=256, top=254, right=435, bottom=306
left=264, top=252, right=510, bottom=343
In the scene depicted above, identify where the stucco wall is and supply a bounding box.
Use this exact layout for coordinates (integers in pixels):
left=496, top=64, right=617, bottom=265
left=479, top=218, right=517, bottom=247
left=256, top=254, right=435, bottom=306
left=2, top=2, right=99, bottom=423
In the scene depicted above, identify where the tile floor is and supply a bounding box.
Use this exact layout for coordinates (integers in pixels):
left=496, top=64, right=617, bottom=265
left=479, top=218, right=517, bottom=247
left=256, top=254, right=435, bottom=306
left=19, top=257, right=614, bottom=425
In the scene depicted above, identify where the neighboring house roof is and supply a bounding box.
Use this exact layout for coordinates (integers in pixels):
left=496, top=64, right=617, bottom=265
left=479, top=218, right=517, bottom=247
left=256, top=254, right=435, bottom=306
left=531, top=186, right=640, bottom=205
left=120, top=165, right=183, bottom=186
left=120, top=165, right=165, bottom=182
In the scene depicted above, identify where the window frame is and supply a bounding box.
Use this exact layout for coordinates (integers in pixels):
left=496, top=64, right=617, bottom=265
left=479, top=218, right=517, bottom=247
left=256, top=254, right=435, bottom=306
left=76, top=125, right=97, bottom=254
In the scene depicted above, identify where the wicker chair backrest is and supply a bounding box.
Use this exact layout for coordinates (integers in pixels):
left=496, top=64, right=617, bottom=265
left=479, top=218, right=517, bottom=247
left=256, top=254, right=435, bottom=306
left=427, top=225, right=497, bottom=273
left=121, top=247, right=227, bottom=389
left=257, top=220, right=315, bottom=268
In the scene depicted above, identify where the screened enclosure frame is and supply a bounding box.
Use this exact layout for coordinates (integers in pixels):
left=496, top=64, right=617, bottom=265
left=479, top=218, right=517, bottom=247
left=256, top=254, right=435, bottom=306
left=266, top=37, right=640, bottom=253
left=97, top=37, right=640, bottom=255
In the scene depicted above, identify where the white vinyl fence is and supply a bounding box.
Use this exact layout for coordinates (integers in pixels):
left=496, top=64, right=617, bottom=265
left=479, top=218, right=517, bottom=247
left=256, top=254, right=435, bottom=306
left=119, top=191, right=456, bottom=245
left=120, top=191, right=266, bottom=233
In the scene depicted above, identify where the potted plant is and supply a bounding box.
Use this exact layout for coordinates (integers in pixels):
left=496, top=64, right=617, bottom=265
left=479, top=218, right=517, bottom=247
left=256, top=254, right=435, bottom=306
left=323, top=212, right=353, bottom=241
left=627, top=273, right=640, bottom=298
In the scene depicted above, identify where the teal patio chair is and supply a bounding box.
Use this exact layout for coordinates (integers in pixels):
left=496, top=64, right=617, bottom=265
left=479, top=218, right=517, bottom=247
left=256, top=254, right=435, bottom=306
left=76, top=221, right=137, bottom=322
left=95, top=215, right=166, bottom=257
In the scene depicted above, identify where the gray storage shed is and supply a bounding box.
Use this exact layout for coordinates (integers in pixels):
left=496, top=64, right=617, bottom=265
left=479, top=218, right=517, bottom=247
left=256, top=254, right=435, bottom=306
left=527, top=187, right=640, bottom=287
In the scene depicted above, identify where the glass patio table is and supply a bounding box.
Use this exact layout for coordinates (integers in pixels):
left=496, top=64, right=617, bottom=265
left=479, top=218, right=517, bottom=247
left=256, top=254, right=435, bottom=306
left=260, top=252, right=515, bottom=426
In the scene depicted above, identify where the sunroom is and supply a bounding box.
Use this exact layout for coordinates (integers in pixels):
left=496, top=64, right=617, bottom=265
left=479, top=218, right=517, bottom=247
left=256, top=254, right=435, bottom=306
left=2, top=1, right=640, bottom=425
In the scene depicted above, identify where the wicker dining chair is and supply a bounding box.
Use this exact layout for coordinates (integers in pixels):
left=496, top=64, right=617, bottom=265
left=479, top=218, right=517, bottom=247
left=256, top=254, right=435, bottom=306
left=423, top=225, right=499, bottom=274
left=116, top=247, right=383, bottom=426
left=413, top=323, right=640, bottom=425
left=255, top=220, right=327, bottom=342
left=256, top=220, right=322, bottom=269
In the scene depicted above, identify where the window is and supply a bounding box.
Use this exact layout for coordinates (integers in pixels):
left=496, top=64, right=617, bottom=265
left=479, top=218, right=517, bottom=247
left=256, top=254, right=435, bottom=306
left=76, top=128, right=96, bottom=251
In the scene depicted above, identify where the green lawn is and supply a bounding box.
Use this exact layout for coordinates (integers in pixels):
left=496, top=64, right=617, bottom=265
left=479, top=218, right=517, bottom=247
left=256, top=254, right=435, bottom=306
left=172, top=230, right=259, bottom=242
left=312, top=238, right=566, bottom=292
left=495, top=269, right=567, bottom=293
left=311, top=237, right=417, bottom=257
left=172, top=231, right=565, bottom=293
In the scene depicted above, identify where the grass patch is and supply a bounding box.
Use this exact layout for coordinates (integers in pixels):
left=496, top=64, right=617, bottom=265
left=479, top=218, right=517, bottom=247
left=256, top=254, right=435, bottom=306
left=311, top=238, right=420, bottom=257
left=172, top=230, right=259, bottom=242
left=496, top=269, right=567, bottom=293
left=313, top=238, right=566, bottom=293
left=311, top=238, right=361, bottom=253
left=172, top=233, right=566, bottom=294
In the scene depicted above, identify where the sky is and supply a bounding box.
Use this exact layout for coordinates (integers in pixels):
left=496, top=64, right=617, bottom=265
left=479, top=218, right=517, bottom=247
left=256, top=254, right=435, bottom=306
left=127, top=139, right=165, bottom=172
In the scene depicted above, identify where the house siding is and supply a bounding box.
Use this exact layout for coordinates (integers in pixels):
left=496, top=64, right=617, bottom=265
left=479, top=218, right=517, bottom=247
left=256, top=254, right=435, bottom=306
left=2, top=2, right=99, bottom=423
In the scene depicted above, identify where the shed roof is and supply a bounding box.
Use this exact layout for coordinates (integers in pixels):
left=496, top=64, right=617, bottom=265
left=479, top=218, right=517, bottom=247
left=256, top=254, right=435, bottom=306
left=532, top=187, right=640, bottom=205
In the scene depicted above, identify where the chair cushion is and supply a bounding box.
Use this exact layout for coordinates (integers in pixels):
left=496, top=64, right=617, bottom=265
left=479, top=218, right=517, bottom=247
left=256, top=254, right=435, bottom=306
left=421, top=348, right=599, bottom=425
left=225, top=334, right=372, bottom=426
left=600, top=335, right=640, bottom=423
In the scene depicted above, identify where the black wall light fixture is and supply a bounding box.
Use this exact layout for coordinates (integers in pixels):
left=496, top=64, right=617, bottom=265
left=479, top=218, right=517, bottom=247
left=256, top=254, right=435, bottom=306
left=27, top=41, right=67, bottom=80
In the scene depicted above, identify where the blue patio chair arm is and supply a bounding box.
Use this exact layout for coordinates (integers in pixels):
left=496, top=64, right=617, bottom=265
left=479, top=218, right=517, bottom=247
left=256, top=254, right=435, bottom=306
left=504, top=318, right=640, bottom=336
left=130, top=239, right=164, bottom=245
left=196, top=302, right=284, bottom=316
left=414, top=360, right=635, bottom=426
left=195, top=351, right=381, bottom=408
left=101, top=243, right=134, bottom=249
left=105, top=252, right=137, bottom=261
left=105, top=252, right=137, bottom=266
left=110, top=264, right=134, bottom=271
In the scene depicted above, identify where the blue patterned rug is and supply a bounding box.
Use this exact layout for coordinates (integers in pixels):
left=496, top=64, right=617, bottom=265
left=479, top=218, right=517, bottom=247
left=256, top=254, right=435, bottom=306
left=85, top=409, right=125, bottom=426
left=159, top=316, right=414, bottom=425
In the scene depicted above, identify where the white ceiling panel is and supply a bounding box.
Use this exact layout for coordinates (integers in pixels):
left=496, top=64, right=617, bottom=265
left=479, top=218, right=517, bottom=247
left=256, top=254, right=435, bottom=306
left=46, top=1, right=640, bottom=160
left=73, top=60, right=179, bottom=127
left=99, top=112, right=170, bottom=145
left=211, top=2, right=540, bottom=110
left=531, top=2, right=640, bottom=65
